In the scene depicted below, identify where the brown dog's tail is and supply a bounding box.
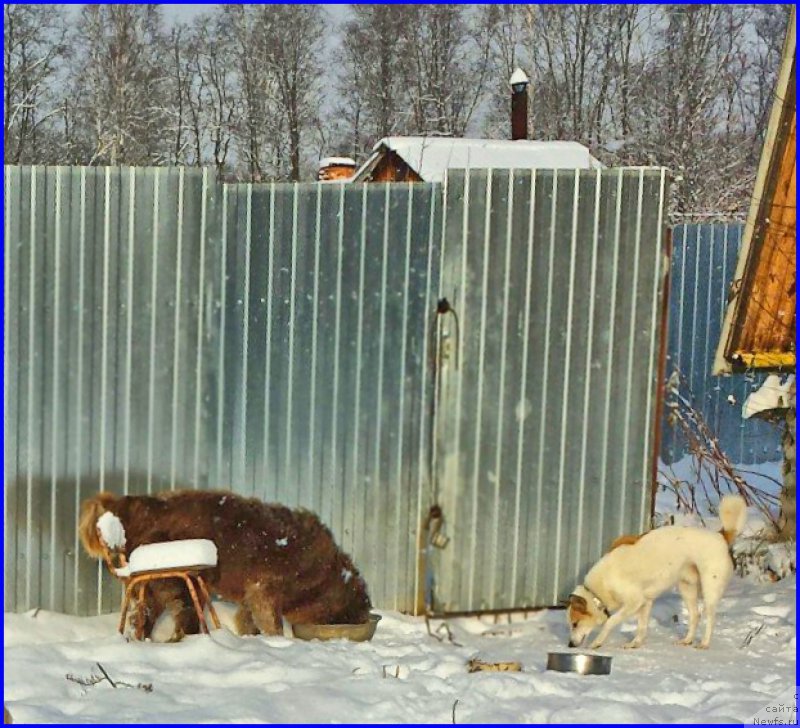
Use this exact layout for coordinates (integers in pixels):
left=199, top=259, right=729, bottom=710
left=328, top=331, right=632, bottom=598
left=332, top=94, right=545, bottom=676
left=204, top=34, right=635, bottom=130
left=78, top=492, right=119, bottom=559
left=718, top=494, right=747, bottom=545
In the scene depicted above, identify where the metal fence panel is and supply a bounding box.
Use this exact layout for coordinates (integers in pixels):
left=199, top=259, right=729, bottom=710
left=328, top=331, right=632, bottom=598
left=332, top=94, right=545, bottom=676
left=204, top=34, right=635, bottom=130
left=4, top=166, right=220, bottom=615
left=661, top=224, right=782, bottom=466
left=7, top=165, right=677, bottom=617
left=215, top=181, right=440, bottom=612
left=431, top=168, right=668, bottom=612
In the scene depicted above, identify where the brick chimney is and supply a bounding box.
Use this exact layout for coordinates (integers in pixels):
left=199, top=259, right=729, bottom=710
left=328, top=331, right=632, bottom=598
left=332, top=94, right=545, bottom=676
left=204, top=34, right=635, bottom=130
left=509, top=68, right=530, bottom=141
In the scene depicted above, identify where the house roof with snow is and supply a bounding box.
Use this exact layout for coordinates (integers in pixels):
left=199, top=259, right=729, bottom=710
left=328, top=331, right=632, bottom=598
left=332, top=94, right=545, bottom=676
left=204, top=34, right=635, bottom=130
left=351, top=136, right=604, bottom=183
left=713, top=8, right=796, bottom=374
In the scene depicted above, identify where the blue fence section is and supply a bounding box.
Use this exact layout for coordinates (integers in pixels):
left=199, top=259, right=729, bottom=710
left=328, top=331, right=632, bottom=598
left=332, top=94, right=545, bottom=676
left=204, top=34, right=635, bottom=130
left=661, top=223, right=782, bottom=466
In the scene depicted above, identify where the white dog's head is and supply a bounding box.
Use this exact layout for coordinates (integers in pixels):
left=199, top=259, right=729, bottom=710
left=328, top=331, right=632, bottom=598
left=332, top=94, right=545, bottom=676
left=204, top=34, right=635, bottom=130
left=566, top=586, right=608, bottom=648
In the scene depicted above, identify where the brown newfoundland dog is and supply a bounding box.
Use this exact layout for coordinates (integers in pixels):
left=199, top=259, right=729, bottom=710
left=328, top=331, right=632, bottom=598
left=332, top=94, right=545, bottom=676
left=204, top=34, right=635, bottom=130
left=79, top=490, right=371, bottom=640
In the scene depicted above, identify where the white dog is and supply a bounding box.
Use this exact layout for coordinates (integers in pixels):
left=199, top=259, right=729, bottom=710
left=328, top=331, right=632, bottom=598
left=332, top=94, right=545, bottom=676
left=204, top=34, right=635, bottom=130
left=566, top=494, right=747, bottom=650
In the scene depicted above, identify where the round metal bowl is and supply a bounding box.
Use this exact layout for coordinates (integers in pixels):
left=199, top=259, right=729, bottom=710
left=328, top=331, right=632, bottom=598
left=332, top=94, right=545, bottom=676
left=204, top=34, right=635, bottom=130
left=546, top=651, right=612, bottom=675
left=292, top=613, right=381, bottom=642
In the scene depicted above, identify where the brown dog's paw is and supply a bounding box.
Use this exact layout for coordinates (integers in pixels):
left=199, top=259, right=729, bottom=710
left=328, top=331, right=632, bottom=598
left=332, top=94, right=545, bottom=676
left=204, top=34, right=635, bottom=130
left=167, top=628, right=186, bottom=643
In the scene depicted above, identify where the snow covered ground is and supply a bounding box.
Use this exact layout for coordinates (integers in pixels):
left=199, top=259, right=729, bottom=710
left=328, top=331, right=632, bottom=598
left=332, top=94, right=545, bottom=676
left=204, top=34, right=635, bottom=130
left=6, top=458, right=794, bottom=723
left=4, top=573, right=795, bottom=724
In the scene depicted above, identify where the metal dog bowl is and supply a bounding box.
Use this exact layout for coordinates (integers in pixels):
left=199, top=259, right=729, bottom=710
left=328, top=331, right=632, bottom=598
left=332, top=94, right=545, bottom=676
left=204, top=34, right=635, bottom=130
left=546, top=651, right=612, bottom=675
left=292, top=613, right=381, bottom=642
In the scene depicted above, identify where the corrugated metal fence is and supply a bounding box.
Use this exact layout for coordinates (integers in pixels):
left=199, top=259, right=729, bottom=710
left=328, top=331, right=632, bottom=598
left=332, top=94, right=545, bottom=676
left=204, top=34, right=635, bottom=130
left=217, top=181, right=440, bottom=613
left=4, top=166, right=220, bottom=616
left=5, top=165, right=669, bottom=617
left=660, top=223, right=782, bottom=466
left=430, top=169, right=668, bottom=612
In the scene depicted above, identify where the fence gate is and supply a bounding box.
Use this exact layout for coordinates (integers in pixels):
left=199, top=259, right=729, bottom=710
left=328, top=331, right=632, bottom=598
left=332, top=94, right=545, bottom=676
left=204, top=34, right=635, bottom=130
left=428, top=168, right=669, bottom=613
left=217, top=181, right=441, bottom=613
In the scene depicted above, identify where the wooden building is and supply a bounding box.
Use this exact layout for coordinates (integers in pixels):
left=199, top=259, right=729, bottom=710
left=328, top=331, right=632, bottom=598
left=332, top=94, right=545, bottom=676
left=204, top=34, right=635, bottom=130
left=350, top=136, right=603, bottom=184
left=713, top=9, right=796, bottom=375
left=712, top=9, right=796, bottom=541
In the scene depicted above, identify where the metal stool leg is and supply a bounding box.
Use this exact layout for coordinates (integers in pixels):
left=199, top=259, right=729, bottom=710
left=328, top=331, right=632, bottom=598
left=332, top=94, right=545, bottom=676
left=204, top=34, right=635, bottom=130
left=195, top=575, right=221, bottom=630
left=118, top=583, right=134, bottom=635
left=135, top=580, right=147, bottom=640
left=182, top=575, right=210, bottom=634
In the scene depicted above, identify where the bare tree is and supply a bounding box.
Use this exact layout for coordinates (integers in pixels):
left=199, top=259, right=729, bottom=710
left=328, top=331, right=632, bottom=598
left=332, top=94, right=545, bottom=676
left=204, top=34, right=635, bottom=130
left=4, top=4, right=68, bottom=164
left=69, top=4, right=172, bottom=166
left=464, top=5, right=519, bottom=140
left=745, top=4, right=793, bottom=153
left=482, top=5, right=658, bottom=146
left=401, top=5, right=494, bottom=137
left=331, top=30, right=367, bottom=159
left=182, top=13, right=238, bottom=173
left=334, top=5, right=413, bottom=158
left=480, top=4, right=788, bottom=220
left=255, top=4, right=327, bottom=181
left=220, top=5, right=280, bottom=181
left=220, top=4, right=326, bottom=182
left=519, top=5, right=625, bottom=144
left=640, top=6, right=753, bottom=216
left=4, top=2, right=792, bottom=194
left=163, top=26, right=192, bottom=166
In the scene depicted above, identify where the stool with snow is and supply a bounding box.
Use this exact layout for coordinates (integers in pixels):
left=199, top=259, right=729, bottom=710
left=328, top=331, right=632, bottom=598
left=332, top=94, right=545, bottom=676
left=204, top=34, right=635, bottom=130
left=96, top=514, right=221, bottom=640
left=117, top=540, right=222, bottom=640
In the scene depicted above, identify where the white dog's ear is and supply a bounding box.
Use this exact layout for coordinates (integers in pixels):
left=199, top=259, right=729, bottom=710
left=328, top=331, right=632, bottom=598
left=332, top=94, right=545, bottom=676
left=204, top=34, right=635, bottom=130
left=568, top=594, right=588, bottom=612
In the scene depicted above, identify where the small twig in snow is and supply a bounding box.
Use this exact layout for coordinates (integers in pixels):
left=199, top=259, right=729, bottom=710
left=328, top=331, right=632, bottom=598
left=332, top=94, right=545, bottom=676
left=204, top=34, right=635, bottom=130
left=66, top=673, right=104, bottom=687
left=452, top=699, right=459, bottom=724
left=740, top=620, right=766, bottom=649
left=96, top=662, right=117, bottom=688
left=66, top=666, right=152, bottom=693
left=425, top=616, right=462, bottom=647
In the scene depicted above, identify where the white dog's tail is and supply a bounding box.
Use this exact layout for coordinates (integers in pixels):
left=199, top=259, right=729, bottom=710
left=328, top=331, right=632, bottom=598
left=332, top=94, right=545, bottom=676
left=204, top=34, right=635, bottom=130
left=718, top=494, right=747, bottom=544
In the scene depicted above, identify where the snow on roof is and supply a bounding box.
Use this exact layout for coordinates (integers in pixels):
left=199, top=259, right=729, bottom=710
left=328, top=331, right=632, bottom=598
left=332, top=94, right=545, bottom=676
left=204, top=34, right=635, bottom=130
left=742, top=374, right=795, bottom=419
left=319, top=156, right=356, bottom=168
left=355, top=136, right=603, bottom=183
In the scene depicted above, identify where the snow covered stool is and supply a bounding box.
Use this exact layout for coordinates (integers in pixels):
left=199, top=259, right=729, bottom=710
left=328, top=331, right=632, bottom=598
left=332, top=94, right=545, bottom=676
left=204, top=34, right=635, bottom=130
left=95, top=514, right=221, bottom=640
left=116, top=540, right=222, bottom=640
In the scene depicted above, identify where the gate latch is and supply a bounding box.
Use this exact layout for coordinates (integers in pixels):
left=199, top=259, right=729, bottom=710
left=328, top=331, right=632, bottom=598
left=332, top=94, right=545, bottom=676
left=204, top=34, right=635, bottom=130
left=425, top=504, right=450, bottom=549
